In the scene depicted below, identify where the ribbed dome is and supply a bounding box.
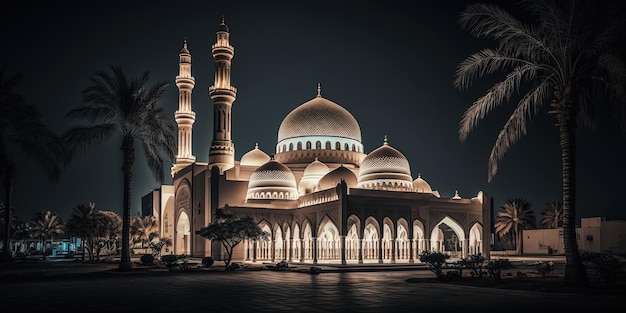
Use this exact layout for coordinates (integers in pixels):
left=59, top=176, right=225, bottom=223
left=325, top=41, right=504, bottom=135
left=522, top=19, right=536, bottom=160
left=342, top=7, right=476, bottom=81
left=357, top=138, right=413, bottom=191
left=299, top=158, right=330, bottom=195
left=413, top=174, right=433, bottom=193
left=277, top=96, right=361, bottom=142
left=316, top=165, right=358, bottom=191
left=246, top=159, right=298, bottom=200
left=240, top=144, right=270, bottom=167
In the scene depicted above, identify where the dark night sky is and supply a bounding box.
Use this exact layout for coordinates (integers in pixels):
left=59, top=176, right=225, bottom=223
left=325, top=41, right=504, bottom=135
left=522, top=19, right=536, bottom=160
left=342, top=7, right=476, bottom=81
left=1, top=0, right=625, bottom=223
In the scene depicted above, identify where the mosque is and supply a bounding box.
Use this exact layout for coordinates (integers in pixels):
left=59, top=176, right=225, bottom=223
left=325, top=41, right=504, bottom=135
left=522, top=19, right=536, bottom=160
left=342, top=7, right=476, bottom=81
left=144, top=20, right=492, bottom=265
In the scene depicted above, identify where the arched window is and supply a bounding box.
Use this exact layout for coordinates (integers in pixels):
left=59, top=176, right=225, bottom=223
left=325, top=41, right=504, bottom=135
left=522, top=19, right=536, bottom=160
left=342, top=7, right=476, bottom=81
left=335, top=142, right=341, bottom=150
left=352, top=144, right=356, bottom=152
left=316, top=141, right=321, bottom=149
left=306, top=141, right=312, bottom=149
left=325, top=141, right=331, bottom=149
left=344, top=143, right=349, bottom=150
left=297, top=142, right=303, bottom=150
left=289, top=143, right=293, bottom=151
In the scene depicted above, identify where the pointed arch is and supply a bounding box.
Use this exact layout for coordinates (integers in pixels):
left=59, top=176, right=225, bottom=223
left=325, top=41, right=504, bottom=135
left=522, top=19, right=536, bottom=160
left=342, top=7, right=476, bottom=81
left=469, top=222, right=483, bottom=255
left=292, top=222, right=301, bottom=261
left=430, top=216, right=466, bottom=258
left=256, top=220, right=272, bottom=261
left=346, top=215, right=361, bottom=261
left=175, top=210, right=190, bottom=255
left=317, top=215, right=340, bottom=261
left=363, top=216, right=380, bottom=262
left=396, top=217, right=410, bottom=262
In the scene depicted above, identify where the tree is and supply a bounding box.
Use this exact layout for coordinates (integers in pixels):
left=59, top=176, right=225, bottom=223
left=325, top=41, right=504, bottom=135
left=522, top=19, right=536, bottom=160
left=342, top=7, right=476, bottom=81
left=541, top=201, right=563, bottom=229
left=30, top=210, right=64, bottom=260
left=130, top=215, right=159, bottom=249
left=63, top=66, right=176, bottom=271
left=65, top=202, right=98, bottom=261
left=149, top=237, right=172, bottom=259
left=196, top=210, right=268, bottom=271
left=0, top=67, right=65, bottom=262
left=494, top=198, right=536, bottom=255
left=454, top=0, right=626, bottom=285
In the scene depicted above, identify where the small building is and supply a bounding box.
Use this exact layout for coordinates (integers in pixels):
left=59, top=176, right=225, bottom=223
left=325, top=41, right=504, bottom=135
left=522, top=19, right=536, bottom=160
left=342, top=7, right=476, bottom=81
left=523, top=217, right=626, bottom=255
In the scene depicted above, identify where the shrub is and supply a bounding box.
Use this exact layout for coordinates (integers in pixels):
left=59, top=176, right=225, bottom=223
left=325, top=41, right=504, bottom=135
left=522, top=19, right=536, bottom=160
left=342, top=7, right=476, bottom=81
left=486, top=258, right=513, bottom=280
left=454, top=253, right=486, bottom=278
left=202, top=256, right=214, bottom=267
left=419, top=251, right=450, bottom=280
left=534, top=261, right=554, bottom=278
left=580, top=251, right=623, bottom=283
left=140, top=254, right=154, bottom=265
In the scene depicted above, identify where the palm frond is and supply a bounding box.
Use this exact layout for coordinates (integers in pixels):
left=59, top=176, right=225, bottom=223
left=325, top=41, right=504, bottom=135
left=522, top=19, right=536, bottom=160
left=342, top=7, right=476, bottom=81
left=62, top=124, right=116, bottom=161
left=459, top=63, right=539, bottom=142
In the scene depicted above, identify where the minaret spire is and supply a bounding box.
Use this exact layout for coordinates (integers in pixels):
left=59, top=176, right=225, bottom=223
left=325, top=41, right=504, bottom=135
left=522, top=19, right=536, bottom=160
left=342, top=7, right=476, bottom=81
left=208, top=18, right=237, bottom=172
left=317, top=83, right=321, bottom=97
left=171, top=38, right=196, bottom=177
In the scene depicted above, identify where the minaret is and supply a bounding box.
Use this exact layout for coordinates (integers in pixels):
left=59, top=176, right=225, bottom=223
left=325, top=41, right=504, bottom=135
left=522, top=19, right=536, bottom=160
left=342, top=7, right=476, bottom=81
left=171, top=39, right=196, bottom=176
left=208, top=18, right=237, bottom=172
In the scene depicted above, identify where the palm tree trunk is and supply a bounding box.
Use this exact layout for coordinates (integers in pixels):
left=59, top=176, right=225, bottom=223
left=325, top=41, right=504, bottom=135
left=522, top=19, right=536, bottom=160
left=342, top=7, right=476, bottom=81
left=118, top=136, right=134, bottom=272
left=560, top=102, right=588, bottom=286
left=0, top=161, right=15, bottom=262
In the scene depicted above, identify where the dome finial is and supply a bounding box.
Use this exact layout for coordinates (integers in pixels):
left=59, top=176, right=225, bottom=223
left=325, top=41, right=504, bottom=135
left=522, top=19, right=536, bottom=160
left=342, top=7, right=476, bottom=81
left=418, top=173, right=421, bottom=178
left=255, top=142, right=259, bottom=149
left=383, top=135, right=388, bottom=145
left=317, top=83, right=321, bottom=97
left=452, top=190, right=461, bottom=199
left=221, top=15, right=225, bottom=24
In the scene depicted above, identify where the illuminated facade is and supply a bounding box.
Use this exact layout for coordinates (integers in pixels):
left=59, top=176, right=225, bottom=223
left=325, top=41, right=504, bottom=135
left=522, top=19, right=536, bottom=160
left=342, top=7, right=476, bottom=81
left=152, top=20, right=492, bottom=264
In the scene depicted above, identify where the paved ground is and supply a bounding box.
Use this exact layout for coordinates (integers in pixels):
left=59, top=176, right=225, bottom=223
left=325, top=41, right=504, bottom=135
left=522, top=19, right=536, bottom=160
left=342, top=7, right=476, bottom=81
left=1, top=256, right=624, bottom=312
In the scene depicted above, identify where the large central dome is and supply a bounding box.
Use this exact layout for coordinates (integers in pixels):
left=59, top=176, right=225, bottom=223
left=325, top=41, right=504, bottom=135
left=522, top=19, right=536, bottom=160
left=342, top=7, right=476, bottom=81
left=274, top=88, right=366, bottom=166
left=278, top=96, right=361, bottom=142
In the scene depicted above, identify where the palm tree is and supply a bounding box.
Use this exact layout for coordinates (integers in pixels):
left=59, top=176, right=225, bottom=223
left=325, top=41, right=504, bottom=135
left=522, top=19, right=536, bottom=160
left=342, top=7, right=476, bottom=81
left=31, top=210, right=64, bottom=260
left=0, top=67, right=65, bottom=262
left=130, top=215, right=159, bottom=249
left=541, top=201, right=563, bottom=229
left=454, top=0, right=626, bottom=285
left=63, top=65, right=175, bottom=271
left=494, top=198, right=536, bottom=255
left=66, top=202, right=98, bottom=261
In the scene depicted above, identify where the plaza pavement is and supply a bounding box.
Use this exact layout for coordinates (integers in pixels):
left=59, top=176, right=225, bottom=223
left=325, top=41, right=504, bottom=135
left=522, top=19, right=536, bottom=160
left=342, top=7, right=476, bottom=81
left=0, top=255, right=623, bottom=312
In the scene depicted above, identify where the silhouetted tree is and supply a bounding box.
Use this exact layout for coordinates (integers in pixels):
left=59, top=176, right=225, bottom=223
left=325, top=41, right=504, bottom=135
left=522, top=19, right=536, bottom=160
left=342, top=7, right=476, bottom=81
left=66, top=202, right=98, bottom=261
left=30, top=210, right=64, bottom=260
left=196, top=210, right=268, bottom=271
left=63, top=66, right=175, bottom=271
left=0, top=67, right=65, bottom=261
left=494, top=198, right=536, bottom=255
left=130, top=215, right=159, bottom=249
left=541, top=201, right=563, bottom=229
left=454, top=0, right=626, bottom=285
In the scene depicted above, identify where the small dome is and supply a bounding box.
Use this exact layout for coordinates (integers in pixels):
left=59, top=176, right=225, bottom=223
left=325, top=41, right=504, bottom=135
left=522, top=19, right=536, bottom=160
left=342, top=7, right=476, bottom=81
left=180, top=40, right=190, bottom=54
left=298, top=158, right=330, bottom=195
left=413, top=174, right=433, bottom=193
left=357, top=137, right=412, bottom=191
left=218, top=19, right=229, bottom=32
left=246, top=159, right=297, bottom=200
left=240, top=143, right=270, bottom=167
left=316, top=165, right=358, bottom=191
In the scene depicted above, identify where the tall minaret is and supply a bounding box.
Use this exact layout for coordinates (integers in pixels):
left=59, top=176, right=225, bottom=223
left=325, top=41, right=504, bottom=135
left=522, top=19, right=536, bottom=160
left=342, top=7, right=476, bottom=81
left=171, top=39, right=196, bottom=176
left=208, top=18, right=237, bottom=172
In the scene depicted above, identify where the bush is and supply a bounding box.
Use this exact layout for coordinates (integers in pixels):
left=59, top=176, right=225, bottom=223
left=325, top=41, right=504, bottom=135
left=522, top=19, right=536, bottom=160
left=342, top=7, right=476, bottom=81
left=140, top=254, right=155, bottom=265
left=202, top=256, right=214, bottom=267
left=419, top=251, right=450, bottom=280
left=581, top=251, right=623, bottom=283
left=486, top=258, right=513, bottom=280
